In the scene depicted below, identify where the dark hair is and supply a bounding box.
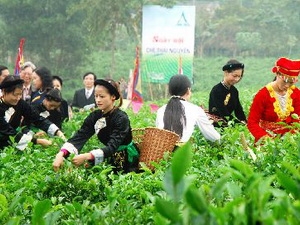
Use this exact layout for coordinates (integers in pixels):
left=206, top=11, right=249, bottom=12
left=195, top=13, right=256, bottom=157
left=222, top=59, right=245, bottom=77
left=45, top=88, right=62, bottom=102
left=34, top=67, right=53, bottom=92
left=52, top=75, right=63, bottom=86
left=163, top=75, right=191, bottom=138
left=0, top=75, right=24, bottom=93
left=0, top=65, right=8, bottom=75
left=94, top=78, right=123, bottom=108
left=83, top=72, right=97, bottom=80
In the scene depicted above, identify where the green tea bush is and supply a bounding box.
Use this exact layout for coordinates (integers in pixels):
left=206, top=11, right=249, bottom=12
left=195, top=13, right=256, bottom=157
left=1, top=89, right=300, bottom=224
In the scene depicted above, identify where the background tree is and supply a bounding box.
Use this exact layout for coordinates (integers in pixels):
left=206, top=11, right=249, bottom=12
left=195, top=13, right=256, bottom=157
left=0, top=0, right=88, bottom=77
left=0, top=0, right=300, bottom=101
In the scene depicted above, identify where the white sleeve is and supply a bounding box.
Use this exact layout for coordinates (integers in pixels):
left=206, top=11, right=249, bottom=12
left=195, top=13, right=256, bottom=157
left=47, top=124, right=59, bottom=137
left=16, top=130, right=34, bottom=151
left=61, top=142, right=78, bottom=155
left=90, top=149, right=104, bottom=165
left=196, top=108, right=221, bottom=143
left=155, top=106, right=165, bottom=129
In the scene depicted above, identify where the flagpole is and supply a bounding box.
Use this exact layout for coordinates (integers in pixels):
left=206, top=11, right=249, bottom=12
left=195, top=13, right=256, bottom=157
left=131, top=46, right=143, bottom=103
left=14, top=38, right=26, bottom=75
left=178, top=54, right=183, bottom=75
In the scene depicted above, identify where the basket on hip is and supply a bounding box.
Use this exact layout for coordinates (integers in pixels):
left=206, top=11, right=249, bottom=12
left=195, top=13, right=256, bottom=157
left=132, top=127, right=180, bottom=170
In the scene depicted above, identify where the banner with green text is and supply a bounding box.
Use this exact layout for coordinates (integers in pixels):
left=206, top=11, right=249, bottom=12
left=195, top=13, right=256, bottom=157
left=142, top=5, right=195, bottom=84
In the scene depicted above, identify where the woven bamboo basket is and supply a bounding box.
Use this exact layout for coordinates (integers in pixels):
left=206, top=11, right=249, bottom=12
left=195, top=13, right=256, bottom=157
left=132, top=127, right=180, bottom=170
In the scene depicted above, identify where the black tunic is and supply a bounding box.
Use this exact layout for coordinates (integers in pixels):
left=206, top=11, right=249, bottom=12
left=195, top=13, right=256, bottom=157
left=0, top=98, right=56, bottom=149
left=65, top=108, right=137, bottom=172
left=60, top=99, right=69, bottom=123
left=209, top=82, right=246, bottom=123
left=22, top=103, right=63, bottom=129
left=31, top=91, right=47, bottom=106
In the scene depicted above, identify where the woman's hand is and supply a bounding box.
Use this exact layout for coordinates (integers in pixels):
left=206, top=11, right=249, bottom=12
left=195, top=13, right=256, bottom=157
left=36, top=138, right=52, bottom=147
left=53, top=151, right=65, bottom=172
left=34, top=131, right=46, bottom=137
left=72, top=153, right=92, bottom=167
left=56, top=130, right=67, bottom=142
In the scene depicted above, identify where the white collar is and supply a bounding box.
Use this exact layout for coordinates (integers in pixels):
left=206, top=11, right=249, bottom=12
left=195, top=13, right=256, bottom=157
left=85, top=87, right=94, bottom=92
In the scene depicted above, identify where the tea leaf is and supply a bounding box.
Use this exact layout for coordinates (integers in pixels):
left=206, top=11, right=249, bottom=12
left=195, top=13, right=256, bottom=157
left=185, top=186, right=208, bottom=214
left=171, top=142, right=192, bottom=186
left=155, top=198, right=180, bottom=223
left=277, top=170, right=300, bottom=200
left=32, top=199, right=52, bottom=225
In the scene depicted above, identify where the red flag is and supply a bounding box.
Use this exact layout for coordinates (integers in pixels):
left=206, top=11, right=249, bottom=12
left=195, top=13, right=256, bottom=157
left=131, top=47, right=143, bottom=102
left=14, top=38, right=26, bottom=75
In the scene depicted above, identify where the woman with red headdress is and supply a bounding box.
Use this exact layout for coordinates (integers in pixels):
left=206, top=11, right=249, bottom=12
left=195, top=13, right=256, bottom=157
left=247, top=57, right=300, bottom=143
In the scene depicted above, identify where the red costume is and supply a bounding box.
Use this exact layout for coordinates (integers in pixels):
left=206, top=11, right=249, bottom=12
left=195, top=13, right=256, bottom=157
left=248, top=84, right=300, bottom=142
left=248, top=57, right=300, bottom=142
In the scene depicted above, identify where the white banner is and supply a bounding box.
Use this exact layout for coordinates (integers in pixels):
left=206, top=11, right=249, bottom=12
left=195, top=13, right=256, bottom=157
left=142, top=5, right=195, bottom=83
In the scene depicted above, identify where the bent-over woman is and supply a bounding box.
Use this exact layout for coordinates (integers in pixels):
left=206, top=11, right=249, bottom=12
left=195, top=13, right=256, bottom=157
left=0, top=75, right=65, bottom=150
left=53, top=79, right=139, bottom=173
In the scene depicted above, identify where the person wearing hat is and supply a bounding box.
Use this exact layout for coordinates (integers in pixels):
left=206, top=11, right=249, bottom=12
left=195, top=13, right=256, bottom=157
left=0, top=75, right=66, bottom=150
left=19, top=61, right=36, bottom=103
left=53, top=78, right=139, bottom=173
left=208, top=59, right=247, bottom=127
left=247, top=57, right=300, bottom=143
left=22, top=88, right=64, bottom=130
left=30, top=66, right=53, bottom=105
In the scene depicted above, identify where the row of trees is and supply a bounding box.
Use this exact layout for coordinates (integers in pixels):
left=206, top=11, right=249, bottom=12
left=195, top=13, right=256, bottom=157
left=195, top=0, right=300, bottom=57
left=0, top=0, right=299, bottom=86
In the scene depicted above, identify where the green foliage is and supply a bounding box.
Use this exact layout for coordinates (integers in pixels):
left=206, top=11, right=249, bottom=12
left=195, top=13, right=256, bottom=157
left=1, top=0, right=300, bottom=104
left=1, top=90, right=300, bottom=224
left=171, top=142, right=192, bottom=186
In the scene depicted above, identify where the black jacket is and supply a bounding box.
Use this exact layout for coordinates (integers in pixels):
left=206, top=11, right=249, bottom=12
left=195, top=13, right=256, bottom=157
left=72, top=88, right=95, bottom=109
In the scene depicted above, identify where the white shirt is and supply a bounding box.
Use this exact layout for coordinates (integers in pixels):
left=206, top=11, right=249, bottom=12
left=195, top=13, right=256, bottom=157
left=85, top=87, right=94, bottom=99
left=156, top=100, right=221, bottom=143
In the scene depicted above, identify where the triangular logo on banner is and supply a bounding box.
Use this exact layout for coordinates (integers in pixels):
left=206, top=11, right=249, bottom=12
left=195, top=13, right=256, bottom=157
left=177, top=12, right=189, bottom=26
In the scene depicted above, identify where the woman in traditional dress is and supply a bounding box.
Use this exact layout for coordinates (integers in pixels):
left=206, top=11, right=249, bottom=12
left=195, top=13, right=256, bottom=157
left=247, top=57, right=300, bottom=143
left=53, top=79, right=139, bottom=173
left=208, top=59, right=247, bottom=127
left=22, top=88, right=64, bottom=130
left=0, top=75, right=65, bottom=150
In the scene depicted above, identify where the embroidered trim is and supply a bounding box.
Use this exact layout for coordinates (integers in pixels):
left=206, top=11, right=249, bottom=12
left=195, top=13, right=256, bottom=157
left=40, top=110, right=50, bottom=118
left=221, top=81, right=230, bottom=90
left=5, top=107, right=15, bottom=123
left=266, top=83, right=294, bottom=120
left=224, top=93, right=231, bottom=106
left=94, top=117, right=107, bottom=134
